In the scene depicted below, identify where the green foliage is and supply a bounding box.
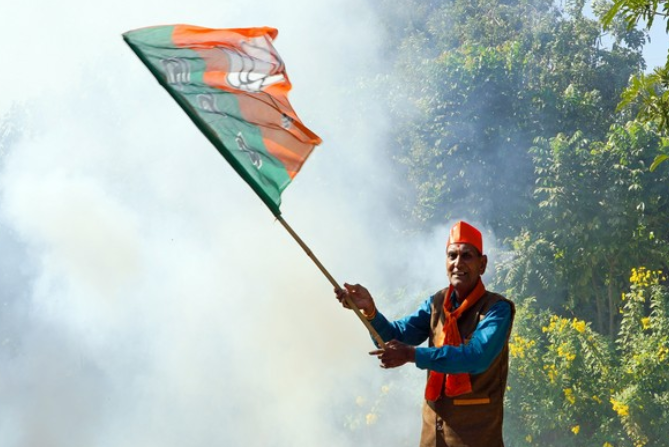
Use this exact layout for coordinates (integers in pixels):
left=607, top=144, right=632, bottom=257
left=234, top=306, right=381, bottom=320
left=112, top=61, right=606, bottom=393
left=602, top=0, right=669, bottom=32
left=618, top=66, right=669, bottom=133
left=505, top=299, right=618, bottom=446
left=600, top=0, right=669, bottom=168
left=650, top=152, right=669, bottom=170
left=378, top=0, right=643, bottom=234
left=497, top=122, right=669, bottom=334
left=614, top=267, right=669, bottom=446
left=505, top=272, right=669, bottom=446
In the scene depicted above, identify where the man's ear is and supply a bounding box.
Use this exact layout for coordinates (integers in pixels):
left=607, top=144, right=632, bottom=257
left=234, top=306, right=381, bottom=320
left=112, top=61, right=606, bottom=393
left=480, top=255, right=488, bottom=275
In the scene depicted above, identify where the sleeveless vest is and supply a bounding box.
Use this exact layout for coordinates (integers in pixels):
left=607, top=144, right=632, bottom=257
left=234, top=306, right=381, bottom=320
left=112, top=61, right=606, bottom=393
left=419, top=289, right=515, bottom=447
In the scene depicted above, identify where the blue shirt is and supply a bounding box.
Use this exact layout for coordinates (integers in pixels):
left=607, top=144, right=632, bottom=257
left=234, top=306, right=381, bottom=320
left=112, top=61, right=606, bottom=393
left=370, top=294, right=512, bottom=374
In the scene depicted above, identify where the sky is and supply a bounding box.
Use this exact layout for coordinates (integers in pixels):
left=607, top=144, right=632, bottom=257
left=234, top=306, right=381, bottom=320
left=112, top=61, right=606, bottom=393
left=0, top=1, right=667, bottom=446
left=644, top=21, right=669, bottom=70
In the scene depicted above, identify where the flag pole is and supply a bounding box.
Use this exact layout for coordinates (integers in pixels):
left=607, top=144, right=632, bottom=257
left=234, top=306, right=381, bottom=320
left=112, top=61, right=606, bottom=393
left=276, top=215, right=386, bottom=348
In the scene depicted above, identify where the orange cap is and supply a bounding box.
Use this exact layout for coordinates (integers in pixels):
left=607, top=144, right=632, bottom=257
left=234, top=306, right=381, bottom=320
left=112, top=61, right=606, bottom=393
left=447, top=221, right=483, bottom=254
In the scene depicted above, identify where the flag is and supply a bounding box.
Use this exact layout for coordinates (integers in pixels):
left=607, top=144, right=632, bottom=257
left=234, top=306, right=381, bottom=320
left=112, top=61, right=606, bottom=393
left=123, top=25, right=322, bottom=216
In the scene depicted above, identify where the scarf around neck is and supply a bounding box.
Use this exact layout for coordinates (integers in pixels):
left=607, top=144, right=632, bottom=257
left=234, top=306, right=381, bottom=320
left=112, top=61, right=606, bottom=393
left=425, top=279, right=486, bottom=401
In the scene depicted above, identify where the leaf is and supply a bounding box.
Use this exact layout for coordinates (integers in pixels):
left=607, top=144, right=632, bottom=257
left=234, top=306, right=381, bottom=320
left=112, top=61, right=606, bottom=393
left=650, top=154, right=669, bottom=172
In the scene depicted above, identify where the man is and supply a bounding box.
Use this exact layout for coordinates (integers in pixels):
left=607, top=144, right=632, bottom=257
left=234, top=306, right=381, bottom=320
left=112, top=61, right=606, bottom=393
left=336, top=221, right=514, bottom=447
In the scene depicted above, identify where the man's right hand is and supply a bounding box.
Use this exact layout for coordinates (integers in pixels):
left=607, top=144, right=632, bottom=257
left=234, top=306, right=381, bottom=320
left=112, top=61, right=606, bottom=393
left=335, top=283, right=377, bottom=319
left=369, top=340, right=416, bottom=368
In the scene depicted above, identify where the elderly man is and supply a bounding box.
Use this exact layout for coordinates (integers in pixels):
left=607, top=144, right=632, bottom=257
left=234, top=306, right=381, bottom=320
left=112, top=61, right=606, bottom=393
left=337, top=221, right=514, bottom=447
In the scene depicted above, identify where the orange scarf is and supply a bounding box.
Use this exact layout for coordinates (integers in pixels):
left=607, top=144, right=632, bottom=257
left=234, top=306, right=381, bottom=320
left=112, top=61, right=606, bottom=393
left=425, top=280, right=486, bottom=401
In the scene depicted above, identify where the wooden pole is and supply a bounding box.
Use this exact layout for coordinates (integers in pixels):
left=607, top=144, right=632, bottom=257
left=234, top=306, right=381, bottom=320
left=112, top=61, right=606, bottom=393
left=276, top=215, right=386, bottom=348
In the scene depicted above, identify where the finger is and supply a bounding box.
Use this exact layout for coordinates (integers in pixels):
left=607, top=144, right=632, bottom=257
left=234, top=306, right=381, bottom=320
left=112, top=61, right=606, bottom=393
left=369, top=349, right=384, bottom=356
left=335, top=290, right=351, bottom=308
left=380, top=361, right=395, bottom=369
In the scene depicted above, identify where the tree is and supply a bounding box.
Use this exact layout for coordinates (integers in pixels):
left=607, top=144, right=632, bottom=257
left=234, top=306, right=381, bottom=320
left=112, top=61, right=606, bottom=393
left=602, top=0, right=669, bottom=33
left=498, top=121, right=669, bottom=335
left=377, top=0, right=644, bottom=238
left=601, top=0, right=669, bottom=169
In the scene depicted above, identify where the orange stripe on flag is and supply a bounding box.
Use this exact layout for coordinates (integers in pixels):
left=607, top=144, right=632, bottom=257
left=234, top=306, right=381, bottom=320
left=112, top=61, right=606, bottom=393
left=170, top=24, right=321, bottom=180
left=234, top=94, right=320, bottom=145
left=263, top=134, right=314, bottom=179
left=172, top=25, right=278, bottom=48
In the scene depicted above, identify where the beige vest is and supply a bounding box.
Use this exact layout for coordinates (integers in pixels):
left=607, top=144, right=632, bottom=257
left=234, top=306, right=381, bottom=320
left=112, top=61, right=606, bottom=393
left=419, top=289, right=515, bottom=447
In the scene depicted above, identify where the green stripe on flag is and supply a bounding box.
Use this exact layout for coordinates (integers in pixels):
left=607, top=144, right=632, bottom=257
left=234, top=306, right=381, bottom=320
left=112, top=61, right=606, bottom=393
left=123, top=26, right=290, bottom=216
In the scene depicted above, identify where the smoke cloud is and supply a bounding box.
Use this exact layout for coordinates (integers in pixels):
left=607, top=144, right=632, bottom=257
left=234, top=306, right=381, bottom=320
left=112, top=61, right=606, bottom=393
left=0, top=1, right=475, bottom=446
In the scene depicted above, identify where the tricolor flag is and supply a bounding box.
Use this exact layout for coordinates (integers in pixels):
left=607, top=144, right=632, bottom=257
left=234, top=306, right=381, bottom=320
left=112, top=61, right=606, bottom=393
left=123, top=25, right=322, bottom=216
left=125, top=25, right=384, bottom=345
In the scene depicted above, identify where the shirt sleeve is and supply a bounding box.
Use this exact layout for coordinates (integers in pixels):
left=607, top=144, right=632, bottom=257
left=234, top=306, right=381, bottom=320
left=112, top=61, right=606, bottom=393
left=368, top=296, right=433, bottom=347
left=413, top=300, right=513, bottom=374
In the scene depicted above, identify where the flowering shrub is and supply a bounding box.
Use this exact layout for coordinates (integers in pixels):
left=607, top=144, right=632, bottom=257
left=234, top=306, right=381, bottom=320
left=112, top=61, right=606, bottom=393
left=612, top=268, right=669, bottom=447
left=505, top=268, right=669, bottom=446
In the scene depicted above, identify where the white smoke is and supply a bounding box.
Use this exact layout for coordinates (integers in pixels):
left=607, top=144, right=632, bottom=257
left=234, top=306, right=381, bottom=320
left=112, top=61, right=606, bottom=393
left=0, top=1, right=459, bottom=446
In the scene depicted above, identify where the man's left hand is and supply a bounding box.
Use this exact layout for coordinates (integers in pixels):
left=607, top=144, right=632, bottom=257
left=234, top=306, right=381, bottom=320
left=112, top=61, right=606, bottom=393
left=369, top=340, right=416, bottom=369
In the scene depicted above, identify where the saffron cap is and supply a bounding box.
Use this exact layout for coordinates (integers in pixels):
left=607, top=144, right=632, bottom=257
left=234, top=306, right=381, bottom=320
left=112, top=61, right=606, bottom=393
left=447, top=221, right=483, bottom=254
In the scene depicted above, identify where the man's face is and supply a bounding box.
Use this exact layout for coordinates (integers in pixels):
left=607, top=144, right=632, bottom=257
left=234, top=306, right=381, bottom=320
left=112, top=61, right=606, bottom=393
left=446, top=243, right=488, bottom=298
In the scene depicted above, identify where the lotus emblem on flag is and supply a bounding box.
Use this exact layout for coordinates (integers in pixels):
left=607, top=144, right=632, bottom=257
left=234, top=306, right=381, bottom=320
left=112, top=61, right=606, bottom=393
left=223, top=38, right=285, bottom=93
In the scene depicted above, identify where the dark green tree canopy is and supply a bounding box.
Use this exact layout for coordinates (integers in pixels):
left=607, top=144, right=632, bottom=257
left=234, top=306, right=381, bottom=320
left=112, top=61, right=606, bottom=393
left=376, top=0, right=644, bottom=236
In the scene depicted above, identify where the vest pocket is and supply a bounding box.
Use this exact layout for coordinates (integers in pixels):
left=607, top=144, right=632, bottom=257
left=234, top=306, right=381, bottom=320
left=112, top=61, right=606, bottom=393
left=452, top=397, right=491, bottom=406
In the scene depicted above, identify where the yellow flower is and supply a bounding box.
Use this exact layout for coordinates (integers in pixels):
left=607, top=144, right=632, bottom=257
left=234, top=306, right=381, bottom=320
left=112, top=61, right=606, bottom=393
left=544, top=364, right=558, bottom=383
left=571, top=425, right=580, bottom=434
left=366, top=413, right=378, bottom=425
left=603, top=443, right=613, bottom=447
left=564, top=388, right=576, bottom=405
left=630, top=266, right=657, bottom=287
left=557, top=343, right=576, bottom=361
left=526, top=434, right=533, bottom=443
left=610, top=398, right=629, bottom=417
left=572, top=319, right=586, bottom=334
left=542, top=315, right=557, bottom=333
left=510, top=335, right=536, bottom=359
left=630, top=267, right=638, bottom=284
left=641, top=317, right=651, bottom=330
left=592, top=395, right=602, bottom=404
